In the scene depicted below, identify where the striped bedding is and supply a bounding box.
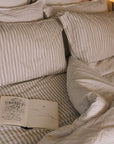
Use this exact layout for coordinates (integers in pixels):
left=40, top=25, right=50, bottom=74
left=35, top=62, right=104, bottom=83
left=0, top=18, right=66, bottom=86
left=0, top=73, right=79, bottom=144
left=59, top=12, right=114, bottom=63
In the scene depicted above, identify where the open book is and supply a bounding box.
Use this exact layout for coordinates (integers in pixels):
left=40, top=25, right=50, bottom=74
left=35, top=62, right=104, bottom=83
left=0, top=96, right=58, bottom=130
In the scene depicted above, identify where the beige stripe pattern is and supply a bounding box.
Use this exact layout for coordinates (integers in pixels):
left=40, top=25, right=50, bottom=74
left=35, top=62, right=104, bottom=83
left=59, top=12, right=114, bottom=63
left=0, top=0, right=43, bottom=22
left=0, top=73, right=79, bottom=144
left=0, top=18, right=66, bottom=86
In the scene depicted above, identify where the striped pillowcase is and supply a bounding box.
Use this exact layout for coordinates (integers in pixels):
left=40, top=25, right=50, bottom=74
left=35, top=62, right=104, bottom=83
left=0, top=0, right=43, bottom=22
left=59, top=12, right=114, bottom=63
left=0, top=18, right=66, bottom=86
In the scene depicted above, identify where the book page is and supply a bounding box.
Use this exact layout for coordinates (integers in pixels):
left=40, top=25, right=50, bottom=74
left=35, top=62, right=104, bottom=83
left=0, top=96, right=28, bottom=126
left=27, top=99, right=58, bottom=129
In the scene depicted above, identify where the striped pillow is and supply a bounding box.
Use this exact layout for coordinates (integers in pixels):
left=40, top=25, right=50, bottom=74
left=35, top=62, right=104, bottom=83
left=0, top=0, right=43, bottom=22
left=0, top=19, right=66, bottom=86
left=59, top=12, right=114, bottom=63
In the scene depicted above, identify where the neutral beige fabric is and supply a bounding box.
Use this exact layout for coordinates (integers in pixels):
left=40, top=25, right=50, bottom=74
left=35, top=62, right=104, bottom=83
left=0, top=0, right=30, bottom=8
left=0, top=73, right=79, bottom=144
left=59, top=12, right=114, bottom=63
left=39, top=103, right=114, bottom=144
left=0, top=18, right=66, bottom=86
left=45, top=0, right=82, bottom=5
left=89, top=56, right=114, bottom=77
left=0, top=0, right=43, bottom=22
left=67, top=56, right=114, bottom=114
left=44, top=0, right=107, bottom=18
left=39, top=58, right=114, bottom=144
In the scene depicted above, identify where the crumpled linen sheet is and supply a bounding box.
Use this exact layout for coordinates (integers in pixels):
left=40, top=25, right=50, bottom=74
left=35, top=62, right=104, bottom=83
left=39, top=107, right=114, bottom=144
left=39, top=57, right=114, bottom=144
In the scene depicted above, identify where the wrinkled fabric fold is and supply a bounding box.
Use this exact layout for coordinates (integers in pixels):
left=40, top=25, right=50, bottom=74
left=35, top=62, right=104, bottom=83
left=39, top=56, right=114, bottom=144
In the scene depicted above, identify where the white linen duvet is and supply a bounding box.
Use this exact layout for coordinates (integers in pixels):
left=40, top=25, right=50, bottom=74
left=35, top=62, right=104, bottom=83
left=39, top=56, right=114, bottom=144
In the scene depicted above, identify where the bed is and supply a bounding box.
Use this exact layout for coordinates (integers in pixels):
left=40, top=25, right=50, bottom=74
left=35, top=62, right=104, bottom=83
left=0, top=0, right=114, bottom=144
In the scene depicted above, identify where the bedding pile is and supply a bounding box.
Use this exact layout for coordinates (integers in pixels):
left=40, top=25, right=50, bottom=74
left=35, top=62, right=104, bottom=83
left=39, top=9, right=114, bottom=144
left=60, top=11, right=114, bottom=114
left=0, top=0, right=113, bottom=144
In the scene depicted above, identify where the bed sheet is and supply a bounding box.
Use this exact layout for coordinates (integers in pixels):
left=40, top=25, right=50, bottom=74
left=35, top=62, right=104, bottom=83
left=0, top=73, right=79, bottom=144
left=39, top=57, right=114, bottom=144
